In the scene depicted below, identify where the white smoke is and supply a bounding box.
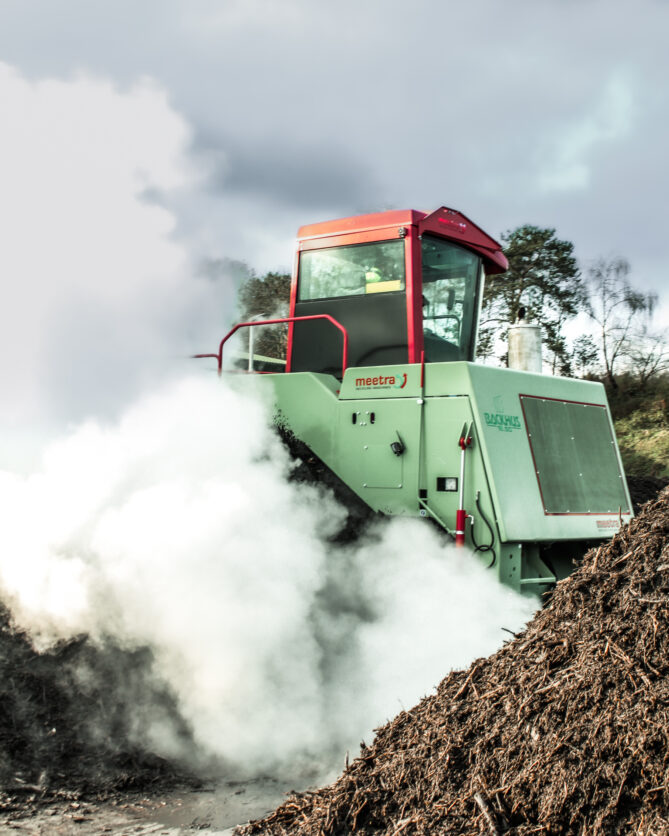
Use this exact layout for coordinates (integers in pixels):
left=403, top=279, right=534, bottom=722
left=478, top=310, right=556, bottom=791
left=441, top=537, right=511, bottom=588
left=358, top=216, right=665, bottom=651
left=0, top=63, right=233, bottom=467
left=0, top=63, right=538, bottom=782
left=0, top=374, right=537, bottom=779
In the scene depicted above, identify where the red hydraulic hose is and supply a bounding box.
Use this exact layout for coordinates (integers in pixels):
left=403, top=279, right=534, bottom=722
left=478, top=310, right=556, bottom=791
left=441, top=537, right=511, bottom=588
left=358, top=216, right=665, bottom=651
left=456, top=422, right=472, bottom=547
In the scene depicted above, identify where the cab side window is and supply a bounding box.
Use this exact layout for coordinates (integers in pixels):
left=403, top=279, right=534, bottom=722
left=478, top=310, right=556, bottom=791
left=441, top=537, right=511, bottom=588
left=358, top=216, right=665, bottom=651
left=421, top=236, right=481, bottom=361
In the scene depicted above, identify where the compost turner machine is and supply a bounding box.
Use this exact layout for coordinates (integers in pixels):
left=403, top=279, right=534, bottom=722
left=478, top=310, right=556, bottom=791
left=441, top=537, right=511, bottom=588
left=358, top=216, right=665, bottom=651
left=196, top=207, right=632, bottom=596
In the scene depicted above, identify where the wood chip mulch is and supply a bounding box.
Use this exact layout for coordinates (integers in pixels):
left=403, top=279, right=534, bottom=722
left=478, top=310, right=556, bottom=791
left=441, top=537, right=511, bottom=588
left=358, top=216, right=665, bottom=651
left=240, top=487, right=669, bottom=835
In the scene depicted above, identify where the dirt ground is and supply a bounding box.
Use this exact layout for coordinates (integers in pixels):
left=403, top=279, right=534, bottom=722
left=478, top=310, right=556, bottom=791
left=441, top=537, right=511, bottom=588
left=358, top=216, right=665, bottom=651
left=0, top=604, right=306, bottom=834
left=0, top=779, right=295, bottom=835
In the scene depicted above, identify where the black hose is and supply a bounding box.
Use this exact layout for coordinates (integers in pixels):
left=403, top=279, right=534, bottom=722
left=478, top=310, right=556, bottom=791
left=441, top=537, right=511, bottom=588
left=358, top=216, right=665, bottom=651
left=470, top=491, right=496, bottom=566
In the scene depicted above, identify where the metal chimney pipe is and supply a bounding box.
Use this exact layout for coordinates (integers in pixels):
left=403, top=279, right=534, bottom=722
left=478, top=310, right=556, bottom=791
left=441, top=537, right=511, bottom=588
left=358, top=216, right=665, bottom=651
left=508, top=322, right=542, bottom=373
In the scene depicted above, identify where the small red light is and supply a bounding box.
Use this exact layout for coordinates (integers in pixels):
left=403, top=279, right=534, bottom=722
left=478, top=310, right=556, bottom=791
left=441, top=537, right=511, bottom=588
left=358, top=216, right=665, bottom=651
left=438, top=217, right=467, bottom=234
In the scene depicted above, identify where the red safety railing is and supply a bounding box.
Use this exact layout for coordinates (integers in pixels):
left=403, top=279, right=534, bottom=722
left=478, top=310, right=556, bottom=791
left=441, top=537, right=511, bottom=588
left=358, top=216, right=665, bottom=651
left=193, top=315, right=349, bottom=377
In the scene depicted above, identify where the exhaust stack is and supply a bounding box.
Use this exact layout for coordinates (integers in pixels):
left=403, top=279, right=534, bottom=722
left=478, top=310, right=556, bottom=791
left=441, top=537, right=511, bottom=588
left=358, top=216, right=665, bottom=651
left=508, top=318, right=542, bottom=373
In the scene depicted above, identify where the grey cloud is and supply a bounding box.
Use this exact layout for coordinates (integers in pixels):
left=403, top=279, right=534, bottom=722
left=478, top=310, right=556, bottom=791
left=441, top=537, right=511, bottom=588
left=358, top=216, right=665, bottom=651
left=197, top=133, right=383, bottom=212
left=2, top=0, right=669, bottom=301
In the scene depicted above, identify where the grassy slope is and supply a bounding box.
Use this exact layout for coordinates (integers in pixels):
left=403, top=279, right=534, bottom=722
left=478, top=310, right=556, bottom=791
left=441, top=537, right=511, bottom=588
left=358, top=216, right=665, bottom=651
left=608, top=377, right=669, bottom=478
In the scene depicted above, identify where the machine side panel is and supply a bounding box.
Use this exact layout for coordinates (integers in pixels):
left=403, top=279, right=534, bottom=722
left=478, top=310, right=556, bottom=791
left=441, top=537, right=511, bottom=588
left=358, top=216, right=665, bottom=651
left=261, top=372, right=421, bottom=516
left=253, top=363, right=633, bottom=546
left=459, top=364, right=633, bottom=542
left=421, top=396, right=500, bottom=570
left=335, top=397, right=421, bottom=514
left=421, top=362, right=632, bottom=542
left=263, top=373, right=340, bottom=465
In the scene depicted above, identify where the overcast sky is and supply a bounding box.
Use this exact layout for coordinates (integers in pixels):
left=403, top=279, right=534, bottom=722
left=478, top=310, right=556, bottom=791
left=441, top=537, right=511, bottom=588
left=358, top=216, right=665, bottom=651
left=3, top=0, right=668, bottom=273
left=1, top=0, right=668, bottom=451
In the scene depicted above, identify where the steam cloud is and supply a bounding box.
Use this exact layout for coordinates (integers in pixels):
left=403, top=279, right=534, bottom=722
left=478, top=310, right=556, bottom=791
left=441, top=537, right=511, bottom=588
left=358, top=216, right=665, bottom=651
left=0, top=375, right=537, bottom=779
left=0, top=64, right=538, bottom=782
left=0, top=63, right=233, bottom=466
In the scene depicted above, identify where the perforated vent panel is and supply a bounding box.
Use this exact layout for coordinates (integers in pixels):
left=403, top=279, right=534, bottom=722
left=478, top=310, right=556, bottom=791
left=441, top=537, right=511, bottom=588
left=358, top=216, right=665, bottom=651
left=520, top=395, right=630, bottom=515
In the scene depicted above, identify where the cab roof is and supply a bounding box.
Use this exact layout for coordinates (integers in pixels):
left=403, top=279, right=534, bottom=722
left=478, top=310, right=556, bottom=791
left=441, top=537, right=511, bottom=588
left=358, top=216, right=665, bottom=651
left=297, top=207, right=508, bottom=274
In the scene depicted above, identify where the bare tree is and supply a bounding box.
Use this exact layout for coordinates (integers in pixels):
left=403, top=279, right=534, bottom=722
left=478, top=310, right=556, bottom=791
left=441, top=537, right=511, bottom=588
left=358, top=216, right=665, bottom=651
left=622, top=325, right=669, bottom=388
left=586, top=257, right=657, bottom=389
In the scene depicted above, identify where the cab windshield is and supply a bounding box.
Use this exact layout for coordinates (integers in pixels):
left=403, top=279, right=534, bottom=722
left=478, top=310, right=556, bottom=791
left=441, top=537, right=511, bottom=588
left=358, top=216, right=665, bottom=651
left=298, top=239, right=405, bottom=300
left=421, top=236, right=482, bottom=361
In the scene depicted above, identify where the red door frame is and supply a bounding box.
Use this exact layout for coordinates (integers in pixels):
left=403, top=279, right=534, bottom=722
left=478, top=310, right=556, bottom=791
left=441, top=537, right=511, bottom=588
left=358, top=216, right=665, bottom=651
left=286, top=208, right=506, bottom=373
left=287, top=224, right=422, bottom=371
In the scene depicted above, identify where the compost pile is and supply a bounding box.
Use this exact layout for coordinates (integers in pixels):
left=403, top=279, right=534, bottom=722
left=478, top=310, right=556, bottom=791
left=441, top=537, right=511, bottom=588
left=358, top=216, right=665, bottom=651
left=241, top=486, right=669, bottom=835
left=0, top=609, right=198, bottom=811
left=628, top=475, right=669, bottom=514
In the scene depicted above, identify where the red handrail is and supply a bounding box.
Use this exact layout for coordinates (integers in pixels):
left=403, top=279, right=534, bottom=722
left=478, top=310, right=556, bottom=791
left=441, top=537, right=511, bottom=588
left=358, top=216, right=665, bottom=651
left=193, top=314, right=349, bottom=377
